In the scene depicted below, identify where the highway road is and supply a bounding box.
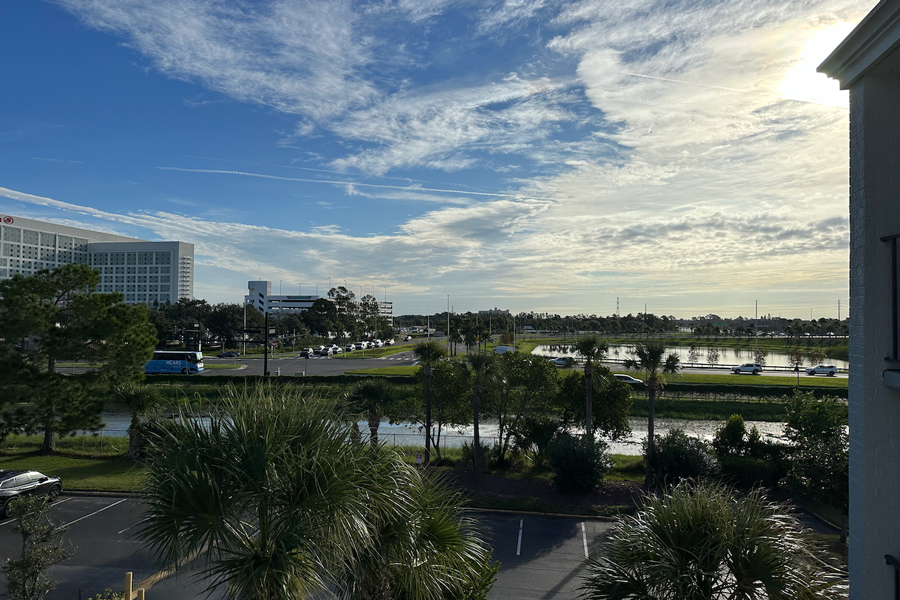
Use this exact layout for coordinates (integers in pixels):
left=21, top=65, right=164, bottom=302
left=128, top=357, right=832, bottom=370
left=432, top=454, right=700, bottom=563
left=0, top=495, right=614, bottom=600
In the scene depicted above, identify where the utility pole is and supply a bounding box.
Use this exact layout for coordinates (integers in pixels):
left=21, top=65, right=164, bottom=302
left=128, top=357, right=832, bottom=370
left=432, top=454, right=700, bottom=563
left=754, top=300, right=759, bottom=361
left=264, top=311, right=270, bottom=377
left=447, top=295, right=451, bottom=354
left=838, top=299, right=841, bottom=321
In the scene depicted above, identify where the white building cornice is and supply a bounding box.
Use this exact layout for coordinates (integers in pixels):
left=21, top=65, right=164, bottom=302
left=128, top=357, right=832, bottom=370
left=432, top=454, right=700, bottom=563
left=818, top=0, right=900, bottom=88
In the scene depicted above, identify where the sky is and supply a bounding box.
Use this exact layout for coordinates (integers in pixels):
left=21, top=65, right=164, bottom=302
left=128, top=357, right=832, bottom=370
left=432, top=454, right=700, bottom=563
left=0, top=0, right=874, bottom=318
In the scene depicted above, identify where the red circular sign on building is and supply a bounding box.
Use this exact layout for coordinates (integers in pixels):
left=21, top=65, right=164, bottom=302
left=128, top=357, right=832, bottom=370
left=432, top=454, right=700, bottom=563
left=2, top=216, right=13, bottom=224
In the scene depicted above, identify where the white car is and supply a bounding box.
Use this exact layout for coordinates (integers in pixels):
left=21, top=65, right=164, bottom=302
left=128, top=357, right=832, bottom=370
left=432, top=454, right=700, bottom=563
left=551, top=357, right=575, bottom=368
left=732, top=363, right=763, bottom=375
left=404, top=336, right=413, bottom=341
left=384, top=339, right=395, bottom=346
left=806, top=364, right=838, bottom=376
left=614, top=374, right=643, bottom=385
left=373, top=340, right=383, bottom=348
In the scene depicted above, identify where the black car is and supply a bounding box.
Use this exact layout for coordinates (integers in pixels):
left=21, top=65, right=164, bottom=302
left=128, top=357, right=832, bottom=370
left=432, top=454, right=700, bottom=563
left=217, top=351, right=240, bottom=358
left=0, top=470, right=62, bottom=518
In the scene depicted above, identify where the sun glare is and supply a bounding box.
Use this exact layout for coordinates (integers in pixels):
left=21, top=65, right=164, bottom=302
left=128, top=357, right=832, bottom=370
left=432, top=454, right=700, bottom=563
left=779, top=22, right=854, bottom=108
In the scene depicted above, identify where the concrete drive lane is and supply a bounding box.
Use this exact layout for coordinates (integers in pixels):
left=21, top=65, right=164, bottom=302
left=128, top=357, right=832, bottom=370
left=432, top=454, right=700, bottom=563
left=483, top=513, right=614, bottom=599
left=201, top=349, right=418, bottom=377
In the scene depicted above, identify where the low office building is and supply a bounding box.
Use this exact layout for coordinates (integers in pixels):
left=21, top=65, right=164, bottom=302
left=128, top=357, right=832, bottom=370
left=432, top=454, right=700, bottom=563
left=0, top=214, right=194, bottom=304
left=246, top=280, right=393, bottom=322
left=246, top=280, right=321, bottom=314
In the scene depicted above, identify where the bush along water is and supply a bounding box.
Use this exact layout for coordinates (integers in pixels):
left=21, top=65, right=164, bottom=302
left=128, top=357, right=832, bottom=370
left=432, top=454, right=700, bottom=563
left=712, top=414, right=790, bottom=489
left=645, top=428, right=718, bottom=485
left=548, top=432, right=612, bottom=493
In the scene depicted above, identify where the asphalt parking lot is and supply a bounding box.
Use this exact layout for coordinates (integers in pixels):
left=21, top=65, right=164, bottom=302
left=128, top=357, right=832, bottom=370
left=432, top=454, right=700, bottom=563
left=0, top=496, right=612, bottom=600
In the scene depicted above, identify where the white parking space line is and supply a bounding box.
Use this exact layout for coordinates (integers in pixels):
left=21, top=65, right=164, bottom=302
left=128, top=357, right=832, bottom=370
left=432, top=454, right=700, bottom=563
left=118, top=521, right=142, bottom=534
left=581, top=522, right=589, bottom=558
left=0, top=497, right=73, bottom=527
left=61, top=498, right=127, bottom=527
left=516, top=518, right=523, bottom=556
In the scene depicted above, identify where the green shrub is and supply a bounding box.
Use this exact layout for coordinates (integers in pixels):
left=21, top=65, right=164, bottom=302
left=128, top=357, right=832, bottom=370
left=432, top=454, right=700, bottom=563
left=548, top=433, right=611, bottom=493
left=460, top=440, right=494, bottom=470
left=647, top=428, right=718, bottom=484
left=719, top=455, right=781, bottom=488
left=513, top=417, right=562, bottom=471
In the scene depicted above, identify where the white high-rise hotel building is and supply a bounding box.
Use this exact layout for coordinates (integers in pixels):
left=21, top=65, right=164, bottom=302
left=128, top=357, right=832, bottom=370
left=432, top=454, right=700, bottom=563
left=0, top=214, right=194, bottom=304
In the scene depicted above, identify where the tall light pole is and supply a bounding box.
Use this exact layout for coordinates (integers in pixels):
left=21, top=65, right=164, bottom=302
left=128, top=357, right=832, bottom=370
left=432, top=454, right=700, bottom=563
left=754, top=300, right=759, bottom=361
left=447, top=295, right=450, bottom=353
left=279, top=280, right=283, bottom=295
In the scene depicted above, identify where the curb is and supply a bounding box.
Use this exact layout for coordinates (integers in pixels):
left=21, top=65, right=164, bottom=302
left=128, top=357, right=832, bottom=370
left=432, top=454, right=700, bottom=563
left=466, top=506, right=620, bottom=521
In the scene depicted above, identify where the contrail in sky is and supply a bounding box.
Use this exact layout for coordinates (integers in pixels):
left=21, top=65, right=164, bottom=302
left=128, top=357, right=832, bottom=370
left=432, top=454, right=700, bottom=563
left=158, top=167, right=554, bottom=200
left=624, top=72, right=848, bottom=109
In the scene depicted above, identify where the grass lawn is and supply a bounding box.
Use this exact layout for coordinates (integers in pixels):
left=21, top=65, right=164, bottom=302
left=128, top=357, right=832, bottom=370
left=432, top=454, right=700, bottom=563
left=202, top=363, right=247, bottom=370
left=655, top=372, right=847, bottom=389
left=0, top=452, right=144, bottom=493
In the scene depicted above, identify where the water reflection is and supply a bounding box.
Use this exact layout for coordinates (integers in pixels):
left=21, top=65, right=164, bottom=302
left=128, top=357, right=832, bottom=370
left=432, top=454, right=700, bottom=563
left=531, top=343, right=848, bottom=369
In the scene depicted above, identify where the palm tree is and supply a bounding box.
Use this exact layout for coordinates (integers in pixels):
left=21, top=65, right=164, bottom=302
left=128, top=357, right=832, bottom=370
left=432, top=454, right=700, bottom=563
left=573, top=335, right=608, bottom=439
left=346, top=378, right=397, bottom=447
left=413, top=340, right=447, bottom=464
left=139, top=385, right=495, bottom=600
left=623, top=340, right=680, bottom=487
left=341, top=461, right=498, bottom=599
left=113, top=382, right=163, bottom=459
left=466, top=351, right=499, bottom=476
left=581, top=482, right=842, bottom=600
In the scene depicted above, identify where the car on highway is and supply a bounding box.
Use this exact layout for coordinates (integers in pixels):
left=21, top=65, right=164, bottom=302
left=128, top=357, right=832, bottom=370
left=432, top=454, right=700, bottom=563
left=404, top=336, right=413, bottom=341
left=384, top=339, right=395, bottom=346
left=806, top=364, right=838, bottom=376
left=216, top=351, right=240, bottom=358
left=551, top=357, right=575, bottom=368
left=614, top=374, right=643, bottom=385
left=299, top=348, right=314, bottom=358
left=732, top=363, right=763, bottom=375
left=1, top=470, right=62, bottom=518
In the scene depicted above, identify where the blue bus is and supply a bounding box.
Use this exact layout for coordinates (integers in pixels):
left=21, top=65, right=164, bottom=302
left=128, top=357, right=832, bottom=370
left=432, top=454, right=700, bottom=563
left=145, top=351, right=204, bottom=374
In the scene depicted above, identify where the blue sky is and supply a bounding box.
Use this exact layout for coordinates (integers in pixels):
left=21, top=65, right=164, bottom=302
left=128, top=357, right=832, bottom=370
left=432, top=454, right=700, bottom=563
left=0, top=0, right=873, bottom=317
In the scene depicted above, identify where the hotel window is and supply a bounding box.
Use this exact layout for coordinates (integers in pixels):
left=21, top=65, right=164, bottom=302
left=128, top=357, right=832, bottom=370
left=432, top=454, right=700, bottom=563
left=159, top=294, right=169, bottom=303
left=127, top=253, right=136, bottom=265
left=160, top=266, right=170, bottom=274
left=22, top=230, right=38, bottom=245
left=2, top=227, right=21, bottom=242
left=156, top=252, right=171, bottom=265
left=58, top=236, right=73, bottom=250
left=138, top=252, right=152, bottom=265
left=3, top=243, right=21, bottom=258
left=111, top=253, right=125, bottom=265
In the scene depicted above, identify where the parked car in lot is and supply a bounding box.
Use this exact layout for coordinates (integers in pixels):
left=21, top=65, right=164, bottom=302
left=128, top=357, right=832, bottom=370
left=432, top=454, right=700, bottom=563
left=373, top=339, right=383, bottom=348
left=806, top=364, right=838, bottom=376
left=216, top=351, right=240, bottom=358
left=320, top=347, right=332, bottom=356
left=732, top=363, right=763, bottom=375
left=331, top=345, right=342, bottom=354
left=355, top=342, right=368, bottom=350
left=1, top=470, right=62, bottom=518
left=384, top=339, right=395, bottom=346
left=314, top=345, right=326, bottom=355
left=614, top=374, right=644, bottom=385
left=344, top=344, right=355, bottom=353
left=300, top=348, right=313, bottom=358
